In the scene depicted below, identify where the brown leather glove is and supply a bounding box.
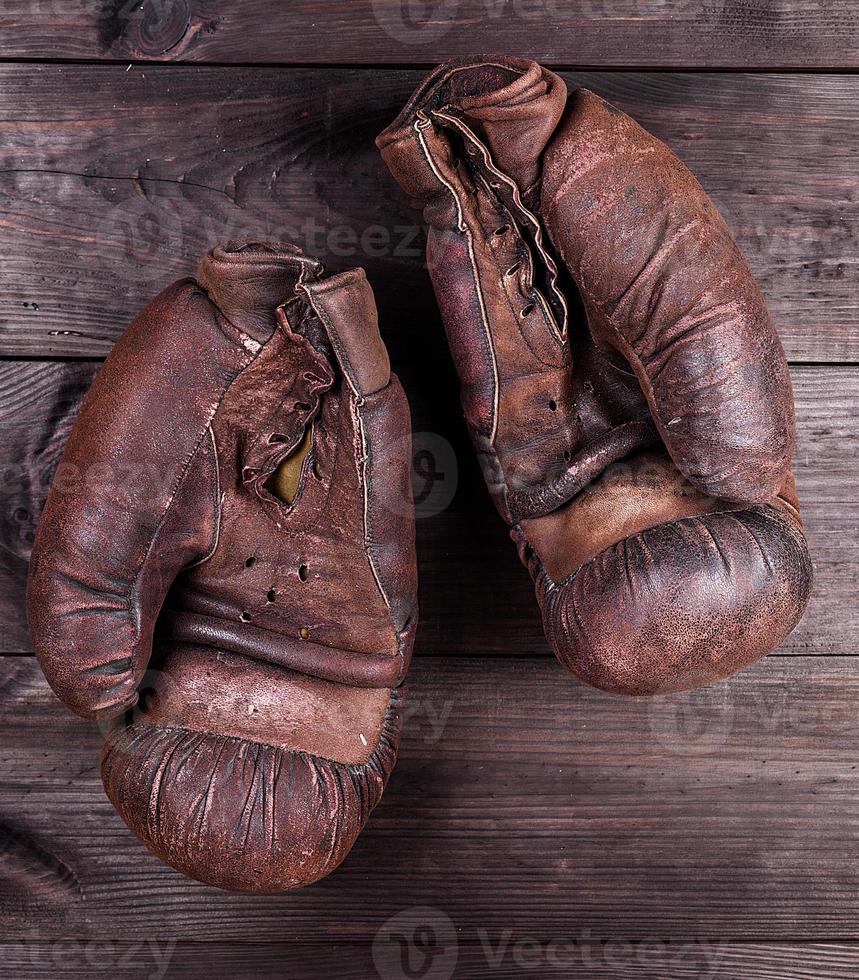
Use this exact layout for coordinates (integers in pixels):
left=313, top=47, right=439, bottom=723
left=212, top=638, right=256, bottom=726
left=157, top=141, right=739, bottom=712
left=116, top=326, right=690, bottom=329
left=378, top=57, right=811, bottom=695
left=27, top=243, right=417, bottom=891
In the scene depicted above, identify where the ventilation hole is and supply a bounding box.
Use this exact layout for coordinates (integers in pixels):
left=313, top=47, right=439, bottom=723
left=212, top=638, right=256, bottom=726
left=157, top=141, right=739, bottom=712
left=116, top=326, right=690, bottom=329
left=298, top=563, right=309, bottom=582
left=266, top=589, right=276, bottom=603
left=300, top=627, right=309, bottom=640
left=245, top=556, right=256, bottom=568
left=493, top=224, right=510, bottom=236
left=549, top=400, right=558, bottom=412
left=269, top=433, right=288, bottom=444
left=505, top=262, right=521, bottom=277
left=241, top=611, right=252, bottom=622
left=520, top=304, right=535, bottom=318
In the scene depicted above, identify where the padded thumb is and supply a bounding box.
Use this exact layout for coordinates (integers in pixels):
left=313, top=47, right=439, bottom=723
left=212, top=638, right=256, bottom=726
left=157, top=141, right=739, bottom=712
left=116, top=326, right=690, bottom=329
left=541, top=89, right=795, bottom=505
left=27, top=280, right=253, bottom=719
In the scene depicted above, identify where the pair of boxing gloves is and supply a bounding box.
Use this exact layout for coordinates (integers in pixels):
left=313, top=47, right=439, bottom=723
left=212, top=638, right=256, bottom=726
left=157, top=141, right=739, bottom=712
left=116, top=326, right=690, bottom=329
left=27, top=57, right=812, bottom=892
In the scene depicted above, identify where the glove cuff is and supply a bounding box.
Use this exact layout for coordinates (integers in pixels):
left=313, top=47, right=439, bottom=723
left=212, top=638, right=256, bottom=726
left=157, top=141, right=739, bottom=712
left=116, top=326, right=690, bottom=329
left=377, top=55, right=565, bottom=202
left=197, top=242, right=324, bottom=344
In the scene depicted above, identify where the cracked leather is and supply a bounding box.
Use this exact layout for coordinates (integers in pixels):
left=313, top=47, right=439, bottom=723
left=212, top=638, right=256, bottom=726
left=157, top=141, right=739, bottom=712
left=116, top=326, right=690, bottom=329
left=27, top=242, right=418, bottom=891
left=378, top=56, right=811, bottom=695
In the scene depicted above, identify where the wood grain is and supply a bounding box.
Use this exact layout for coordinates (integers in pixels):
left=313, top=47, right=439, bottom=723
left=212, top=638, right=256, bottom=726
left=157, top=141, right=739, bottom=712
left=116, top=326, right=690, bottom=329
left=3, top=654, right=859, bottom=941
left=0, top=66, right=855, bottom=361
left=0, top=0, right=858, bottom=68
left=1, top=360, right=856, bottom=656
left=0, top=361, right=98, bottom=653
left=2, top=940, right=859, bottom=979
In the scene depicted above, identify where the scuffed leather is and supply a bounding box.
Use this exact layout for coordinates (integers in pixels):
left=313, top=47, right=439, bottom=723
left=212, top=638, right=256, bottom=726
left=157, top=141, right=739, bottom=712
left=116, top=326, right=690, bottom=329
left=27, top=243, right=417, bottom=890
left=378, top=56, right=811, bottom=695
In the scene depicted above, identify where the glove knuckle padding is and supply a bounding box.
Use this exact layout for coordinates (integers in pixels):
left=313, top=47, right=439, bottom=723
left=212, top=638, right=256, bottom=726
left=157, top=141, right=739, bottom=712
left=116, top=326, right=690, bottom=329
left=545, top=503, right=812, bottom=695
left=100, top=647, right=401, bottom=892
left=29, top=245, right=417, bottom=890
left=379, top=57, right=811, bottom=693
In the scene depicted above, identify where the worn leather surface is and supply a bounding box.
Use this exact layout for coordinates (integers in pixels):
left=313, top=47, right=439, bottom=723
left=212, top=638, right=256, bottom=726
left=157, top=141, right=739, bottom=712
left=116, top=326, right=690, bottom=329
left=27, top=243, right=417, bottom=891
left=378, top=56, right=812, bottom=695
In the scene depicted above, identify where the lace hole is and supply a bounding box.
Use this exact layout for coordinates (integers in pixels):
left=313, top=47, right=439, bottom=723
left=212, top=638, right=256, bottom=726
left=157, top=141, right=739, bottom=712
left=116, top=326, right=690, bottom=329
left=549, top=400, right=558, bottom=412
left=266, top=589, right=276, bottom=603
left=505, top=262, right=521, bottom=277
left=298, top=563, right=309, bottom=582
left=520, top=304, right=535, bottom=318
left=245, top=556, right=256, bottom=568
left=493, top=224, right=510, bottom=237
left=240, top=611, right=252, bottom=622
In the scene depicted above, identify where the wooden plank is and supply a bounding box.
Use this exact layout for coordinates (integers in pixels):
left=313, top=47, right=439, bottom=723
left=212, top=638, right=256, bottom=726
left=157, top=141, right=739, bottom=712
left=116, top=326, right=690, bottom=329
left=0, top=0, right=858, bottom=68
left=0, top=66, right=855, bottom=361
left=1, top=362, right=855, bottom=655
left=2, top=940, right=859, bottom=979
left=3, top=654, right=859, bottom=941
left=0, top=361, right=98, bottom=653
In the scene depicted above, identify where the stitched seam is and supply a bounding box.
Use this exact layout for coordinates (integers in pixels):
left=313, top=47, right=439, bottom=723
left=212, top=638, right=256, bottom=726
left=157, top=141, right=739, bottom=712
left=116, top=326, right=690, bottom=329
left=415, top=119, right=501, bottom=445
left=184, top=425, right=223, bottom=570
left=126, top=333, right=265, bottom=671
left=433, top=108, right=568, bottom=342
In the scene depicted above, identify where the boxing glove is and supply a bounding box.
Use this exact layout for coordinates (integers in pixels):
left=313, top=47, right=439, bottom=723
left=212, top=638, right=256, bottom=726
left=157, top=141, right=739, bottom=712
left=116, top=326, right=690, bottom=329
left=378, top=57, right=811, bottom=695
left=27, top=243, right=417, bottom=890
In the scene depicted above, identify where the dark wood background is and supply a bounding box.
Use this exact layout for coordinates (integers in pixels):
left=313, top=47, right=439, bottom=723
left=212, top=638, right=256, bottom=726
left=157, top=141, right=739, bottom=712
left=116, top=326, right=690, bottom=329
left=1, top=3, right=857, bottom=978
